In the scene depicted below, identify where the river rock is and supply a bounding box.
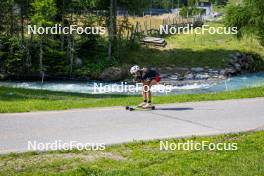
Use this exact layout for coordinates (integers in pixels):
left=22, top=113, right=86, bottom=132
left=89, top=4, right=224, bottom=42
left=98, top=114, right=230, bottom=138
left=168, top=74, right=179, bottom=80
left=225, top=68, right=237, bottom=75
left=229, top=52, right=242, bottom=60
left=160, top=74, right=169, bottom=78
left=174, top=67, right=189, bottom=72
left=219, top=69, right=226, bottom=75
left=165, top=66, right=173, bottom=70
left=184, top=73, right=194, bottom=80
left=243, top=62, right=250, bottom=70
left=229, top=58, right=237, bottom=66
left=191, top=67, right=204, bottom=72
left=99, top=67, right=128, bottom=81
left=195, top=73, right=210, bottom=80
left=208, top=69, right=219, bottom=74
left=234, top=63, right=241, bottom=72
left=229, top=53, right=237, bottom=60
left=235, top=52, right=243, bottom=58
left=218, top=75, right=226, bottom=79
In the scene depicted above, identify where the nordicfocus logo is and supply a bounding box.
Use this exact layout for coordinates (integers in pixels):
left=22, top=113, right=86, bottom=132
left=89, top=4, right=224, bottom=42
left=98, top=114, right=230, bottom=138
left=28, top=24, right=106, bottom=35
left=160, top=24, right=238, bottom=35
left=28, top=140, right=106, bottom=151
left=160, top=140, right=238, bottom=151
left=93, top=82, right=173, bottom=94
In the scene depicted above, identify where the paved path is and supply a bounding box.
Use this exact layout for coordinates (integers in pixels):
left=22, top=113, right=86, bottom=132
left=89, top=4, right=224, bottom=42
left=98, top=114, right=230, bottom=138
left=0, top=98, right=264, bottom=153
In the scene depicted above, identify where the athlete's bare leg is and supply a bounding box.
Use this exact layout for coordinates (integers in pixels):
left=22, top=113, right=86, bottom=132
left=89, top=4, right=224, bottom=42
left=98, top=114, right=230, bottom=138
left=145, top=79, right=157, bottom=104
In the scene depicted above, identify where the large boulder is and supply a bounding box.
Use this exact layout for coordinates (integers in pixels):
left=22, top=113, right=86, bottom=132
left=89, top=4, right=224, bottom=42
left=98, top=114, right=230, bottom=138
left=99, top=66, right=128, bottom=81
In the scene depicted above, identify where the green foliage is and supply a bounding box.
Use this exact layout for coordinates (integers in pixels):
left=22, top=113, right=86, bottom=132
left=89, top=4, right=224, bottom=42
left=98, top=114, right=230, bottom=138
left=0, top=36, right=24, bottom=74
left=0, top=0, right=22, bottom=36
left=225, top=0, right=264, bottom=45
left=161, top=0, right=171, bottom=10
left=180, top=6, right=188, bottom=17
left=31, top=0, right=57, bottom=26
left=117, top=0, right=152, bottom=14
left=188, top=0, right=198, bottom=6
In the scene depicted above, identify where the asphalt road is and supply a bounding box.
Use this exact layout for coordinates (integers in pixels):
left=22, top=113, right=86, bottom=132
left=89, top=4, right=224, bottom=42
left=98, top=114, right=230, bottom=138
left=0, top=98, right=264, bottom=153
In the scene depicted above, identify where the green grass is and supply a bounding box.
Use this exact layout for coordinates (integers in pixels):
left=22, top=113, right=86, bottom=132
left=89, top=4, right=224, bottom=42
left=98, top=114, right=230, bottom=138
left=123, top=22, right=264, bottom=69
left=0, top=85, right=264, bottom=113
left=1, top=130, right=264, bottom=175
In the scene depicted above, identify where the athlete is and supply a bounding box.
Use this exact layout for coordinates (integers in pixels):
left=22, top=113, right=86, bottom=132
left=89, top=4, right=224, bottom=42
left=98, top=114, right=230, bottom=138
left=130, top=65, right=160, bottom=108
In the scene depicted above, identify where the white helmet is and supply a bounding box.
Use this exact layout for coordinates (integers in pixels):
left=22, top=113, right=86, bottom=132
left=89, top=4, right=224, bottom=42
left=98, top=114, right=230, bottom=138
left=130, top=65, right=140, bottom=74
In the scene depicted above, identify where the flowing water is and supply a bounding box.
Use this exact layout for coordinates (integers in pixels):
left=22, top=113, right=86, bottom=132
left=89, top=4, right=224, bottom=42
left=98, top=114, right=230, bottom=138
left=0, top=72, right=264, bottom=95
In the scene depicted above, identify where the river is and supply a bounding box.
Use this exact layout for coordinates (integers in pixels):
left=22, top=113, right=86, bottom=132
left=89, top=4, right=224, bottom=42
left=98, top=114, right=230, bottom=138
left=0, top=72, right=264, bottom=95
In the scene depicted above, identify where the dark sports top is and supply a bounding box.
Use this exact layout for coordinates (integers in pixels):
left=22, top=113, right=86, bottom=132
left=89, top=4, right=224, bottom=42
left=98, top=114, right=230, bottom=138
left=135, top=69, right=158, bottom=82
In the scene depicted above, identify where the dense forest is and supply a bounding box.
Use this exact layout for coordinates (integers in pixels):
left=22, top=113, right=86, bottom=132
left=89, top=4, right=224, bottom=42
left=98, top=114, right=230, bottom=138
left=0, top=0, right=151, bottom=80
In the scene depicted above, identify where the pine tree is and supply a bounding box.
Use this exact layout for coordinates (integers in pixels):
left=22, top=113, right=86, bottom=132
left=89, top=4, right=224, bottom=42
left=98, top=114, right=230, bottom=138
left=31, top=0, right=57, bottom=81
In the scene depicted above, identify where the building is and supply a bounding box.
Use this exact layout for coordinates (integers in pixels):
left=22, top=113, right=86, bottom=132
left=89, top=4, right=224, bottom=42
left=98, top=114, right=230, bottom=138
left=197, top=0, right=213, bottom=16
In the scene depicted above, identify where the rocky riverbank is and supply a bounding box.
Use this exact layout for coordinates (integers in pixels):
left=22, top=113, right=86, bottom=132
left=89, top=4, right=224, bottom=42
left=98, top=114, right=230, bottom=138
left=98, top=52, right=260, bottom=85
left=0, top=52, right=261, bottom=85
left=158, top=52, right=259, bottom=85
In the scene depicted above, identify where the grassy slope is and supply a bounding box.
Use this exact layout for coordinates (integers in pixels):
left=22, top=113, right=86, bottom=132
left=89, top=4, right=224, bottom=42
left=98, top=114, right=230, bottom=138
left=123, top=22, right=264, bottom=69
left=0, top=86, right=264, bottom=113
left=0, top=130, right=263, bottom=175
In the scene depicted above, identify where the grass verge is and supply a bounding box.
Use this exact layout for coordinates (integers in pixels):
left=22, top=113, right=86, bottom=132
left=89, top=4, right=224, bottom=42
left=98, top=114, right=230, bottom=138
left=0, top=130, right=263, bottom=175
left=0, top=86, right=264, bottom=113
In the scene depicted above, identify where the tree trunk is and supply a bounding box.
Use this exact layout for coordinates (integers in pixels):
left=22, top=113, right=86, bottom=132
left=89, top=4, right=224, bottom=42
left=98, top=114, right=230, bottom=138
left=39, top=36, right=44, bottom=83
left=108, top=0, right=114, bottom=58
left=10, top=6, right=14, bottom=37
left=113, top=0, right=117, bottom=40
left=108, top=0, right=117, bottom=58
left=69, top=36, right=74, bottom=78
left=67, top=35, right=74, bottom=78
left=20, top=7, right=24, bottom=41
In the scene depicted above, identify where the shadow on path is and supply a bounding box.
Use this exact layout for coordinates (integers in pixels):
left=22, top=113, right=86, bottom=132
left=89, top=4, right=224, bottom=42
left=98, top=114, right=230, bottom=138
left=157, top=107, right=193, bottom=111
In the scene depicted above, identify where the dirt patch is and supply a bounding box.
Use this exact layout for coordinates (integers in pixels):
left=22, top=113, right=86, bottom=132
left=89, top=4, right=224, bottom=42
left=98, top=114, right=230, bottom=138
left=44, top=152, right=126, bottom=162
left=223, top=136, right=241, bottom=141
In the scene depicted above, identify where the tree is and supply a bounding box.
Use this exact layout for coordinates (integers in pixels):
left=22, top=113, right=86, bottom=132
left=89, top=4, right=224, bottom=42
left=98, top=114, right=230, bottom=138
left=0, top=0, right=19, bottom=37
left=118, top=0, right=151, bottom=13
left=225, top=0, right=264, bottom=45
left=161, top=0, right=171, bottom=10
left=31, top=0, right=57, bottom=81
left=15, top=0, right=31, bottom=40
left=188, top=0, right=197, bottom=6
left=107, top=0, right=117, bottom=58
